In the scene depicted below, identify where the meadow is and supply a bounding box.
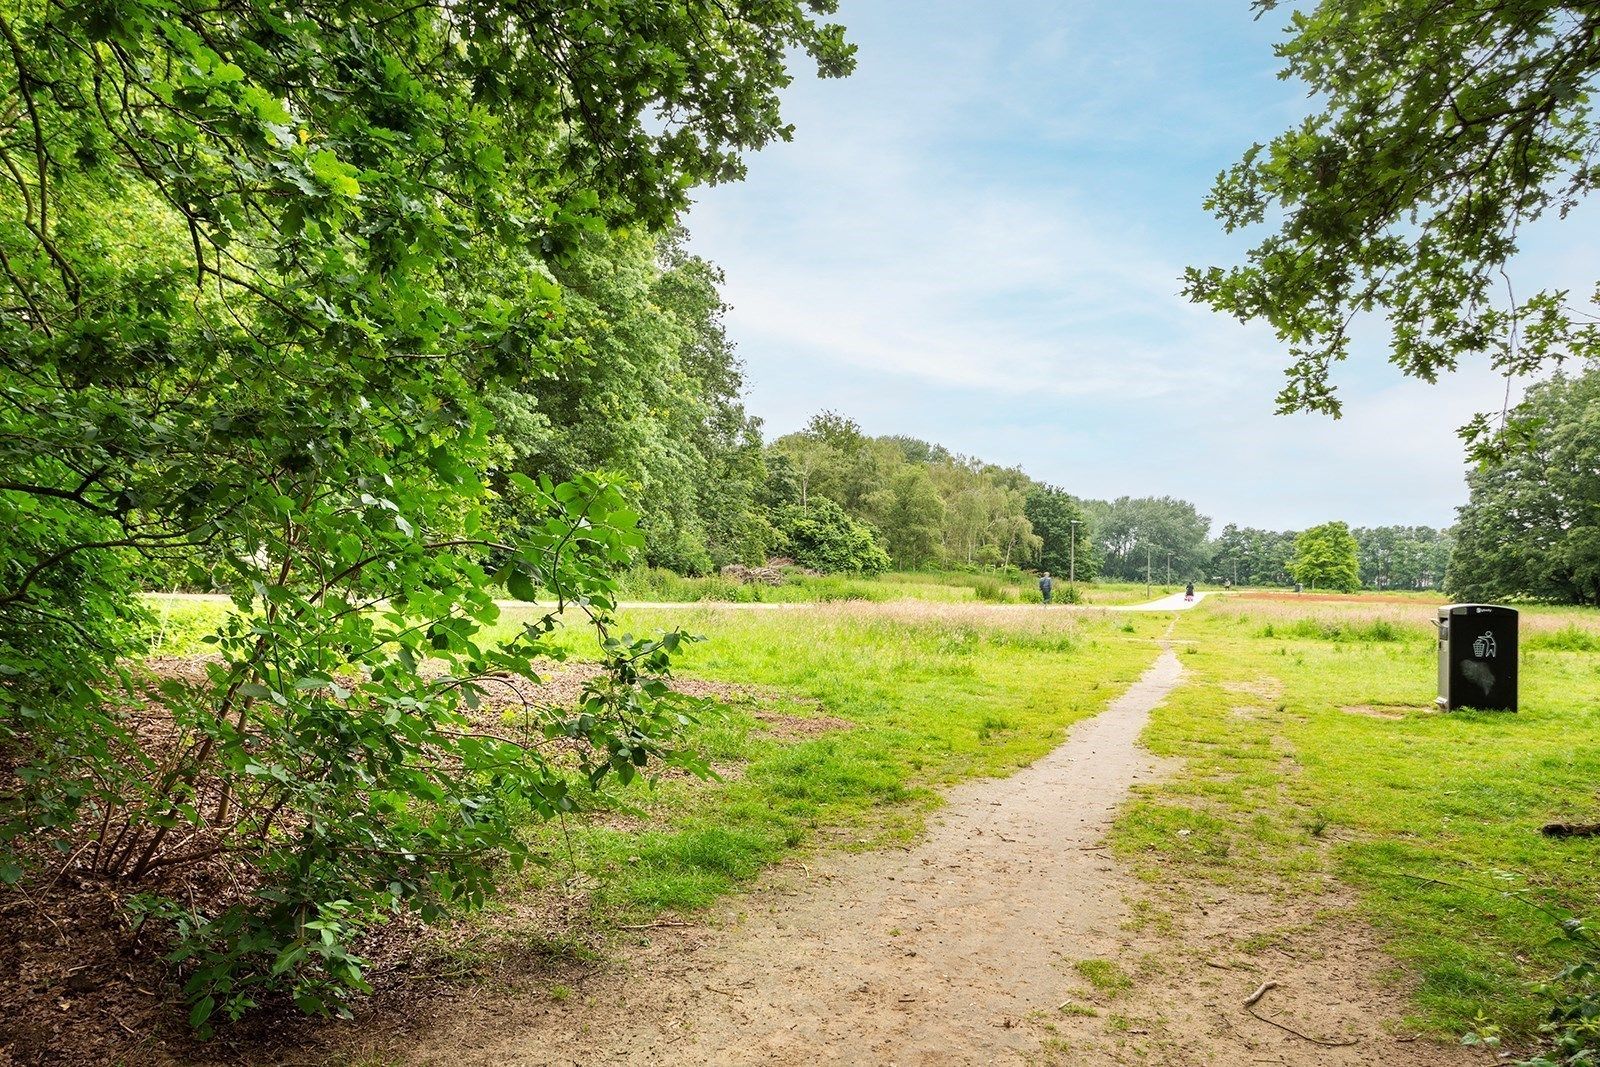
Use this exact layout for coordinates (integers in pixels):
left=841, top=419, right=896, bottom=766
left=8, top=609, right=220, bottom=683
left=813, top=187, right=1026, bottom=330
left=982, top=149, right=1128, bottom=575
left=426, top=603, right=1166, bottom=934
left=140, top=591, right=1166, bottom=946
left=133, top=582, right=1600, bottom=1053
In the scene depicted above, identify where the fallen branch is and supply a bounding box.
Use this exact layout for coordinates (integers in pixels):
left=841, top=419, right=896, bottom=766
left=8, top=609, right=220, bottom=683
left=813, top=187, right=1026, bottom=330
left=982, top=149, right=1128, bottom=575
left=1243, top=980, right=1278, bottom=1008
left=618, top=919, right=692, bottom=931
left=1244, top=1005, right=1360, bottom=1048
left=1241, top=981, right=1359, bottom=1047
left=1542, top=822, right=1600, bottom=838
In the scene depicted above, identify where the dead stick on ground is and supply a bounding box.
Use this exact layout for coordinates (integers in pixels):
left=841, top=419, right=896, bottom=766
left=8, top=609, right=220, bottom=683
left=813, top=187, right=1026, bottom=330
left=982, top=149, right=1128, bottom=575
left=619, top=920, right=691, bottom=930
left=1242, top=981, right=1359, bottom=1047
left=1244, top=980, right=1278, bottom=1007
left=1245, top=1006, right=1360, bottom=1048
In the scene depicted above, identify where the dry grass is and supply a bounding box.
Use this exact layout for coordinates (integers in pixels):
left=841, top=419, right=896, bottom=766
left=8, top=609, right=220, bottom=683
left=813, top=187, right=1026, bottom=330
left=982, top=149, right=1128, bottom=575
left=1208, top=594, right=1600, bottom=635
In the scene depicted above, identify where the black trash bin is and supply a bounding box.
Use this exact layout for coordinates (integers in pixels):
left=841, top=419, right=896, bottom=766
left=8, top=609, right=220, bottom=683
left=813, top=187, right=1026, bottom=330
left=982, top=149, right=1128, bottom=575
left=1436, top=604, right=1518, bottom=711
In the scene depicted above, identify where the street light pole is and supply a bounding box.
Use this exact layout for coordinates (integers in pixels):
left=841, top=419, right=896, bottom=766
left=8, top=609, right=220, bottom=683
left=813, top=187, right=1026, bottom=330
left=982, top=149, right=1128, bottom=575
left=1166, top=551, right=1173, bottom=585
left=1069, top=519, right=1080, bottom=586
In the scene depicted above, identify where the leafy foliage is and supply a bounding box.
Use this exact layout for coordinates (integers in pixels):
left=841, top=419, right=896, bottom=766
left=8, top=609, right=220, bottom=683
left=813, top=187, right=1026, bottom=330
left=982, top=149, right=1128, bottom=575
left=772, top=497, right=890, bottom=575
left=1083, top=496, right=1212, bottom=583
left=1512, top=915, right=1600, bottom=1067
left=1024, top=485, right=1098, bottom=580
left=486, top=229, right=772, bottom=574
left=0, top=0, right=852, bottom=1025
left=767, top=412, right=1066, bottom=573
left=1287, top=521, right=1362, bottom=592
left=1187, top=0, right=1600, bottom=427
left=1352, top=525, right=1453, bottom=590
left=1210, top=524, right=1296, bottom=586
left=1448, top=366, right=1600, bottom=606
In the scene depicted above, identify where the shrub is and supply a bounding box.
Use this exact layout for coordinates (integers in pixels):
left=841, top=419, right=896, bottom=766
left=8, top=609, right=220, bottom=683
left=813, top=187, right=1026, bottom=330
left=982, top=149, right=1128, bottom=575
left=771, top=498, right=891, bottom=575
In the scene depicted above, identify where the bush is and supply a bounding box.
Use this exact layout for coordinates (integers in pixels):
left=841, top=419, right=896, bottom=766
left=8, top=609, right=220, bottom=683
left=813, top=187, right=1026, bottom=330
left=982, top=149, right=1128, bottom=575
left=771, top=498, right=891, bottom=575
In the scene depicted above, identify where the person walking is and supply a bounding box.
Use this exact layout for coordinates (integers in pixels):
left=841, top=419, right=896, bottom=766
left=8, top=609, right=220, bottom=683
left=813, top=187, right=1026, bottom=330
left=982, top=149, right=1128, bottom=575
left=1039, top=571, right=1053, bottom=605
left=1184, top=581, right=1195, bottom=601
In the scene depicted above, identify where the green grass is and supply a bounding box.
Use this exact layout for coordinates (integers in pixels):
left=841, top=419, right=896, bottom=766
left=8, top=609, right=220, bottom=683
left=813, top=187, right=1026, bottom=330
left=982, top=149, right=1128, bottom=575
left=614, top=566, right=962, bottom=603
left=1114, top=598, right=1600, bottom=1041
left=1073, top=958, right=1134, bottom=998
left=136, top=593, right=1168, bottom=969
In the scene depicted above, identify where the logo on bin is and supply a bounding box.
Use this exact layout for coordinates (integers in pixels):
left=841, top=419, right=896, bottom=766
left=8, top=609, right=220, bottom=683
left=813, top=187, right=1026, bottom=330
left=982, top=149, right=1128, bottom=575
left=1473, top=632, right=1497, bottom=658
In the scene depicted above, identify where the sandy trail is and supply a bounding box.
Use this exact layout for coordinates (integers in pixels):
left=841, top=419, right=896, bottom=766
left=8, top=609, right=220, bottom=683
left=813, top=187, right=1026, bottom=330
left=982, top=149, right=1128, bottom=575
left=403, top=648, right=1188, bottom=1065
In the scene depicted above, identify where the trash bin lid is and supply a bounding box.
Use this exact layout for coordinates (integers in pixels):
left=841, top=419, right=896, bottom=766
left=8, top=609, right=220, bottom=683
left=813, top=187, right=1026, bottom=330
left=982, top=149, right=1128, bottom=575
left=1439, top=603, right=1518, bottom=618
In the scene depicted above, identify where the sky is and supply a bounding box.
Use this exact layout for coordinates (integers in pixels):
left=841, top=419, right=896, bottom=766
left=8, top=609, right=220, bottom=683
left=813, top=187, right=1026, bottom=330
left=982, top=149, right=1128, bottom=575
left=681, top=0, right=1598, bottom=532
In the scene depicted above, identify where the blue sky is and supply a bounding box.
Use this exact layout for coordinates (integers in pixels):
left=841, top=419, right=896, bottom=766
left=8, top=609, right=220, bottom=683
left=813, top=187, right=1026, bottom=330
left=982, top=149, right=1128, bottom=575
left=683, top=0, right=1597, bottom=531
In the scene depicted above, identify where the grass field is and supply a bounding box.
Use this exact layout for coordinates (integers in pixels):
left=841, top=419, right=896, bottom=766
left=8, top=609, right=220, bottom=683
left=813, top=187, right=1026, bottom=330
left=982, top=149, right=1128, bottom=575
left=1116, top=596, right=1600, bottom=1041
left=140, top=595, right=1167, bottom=949
left=134, top=583, right=1600, bottom=1052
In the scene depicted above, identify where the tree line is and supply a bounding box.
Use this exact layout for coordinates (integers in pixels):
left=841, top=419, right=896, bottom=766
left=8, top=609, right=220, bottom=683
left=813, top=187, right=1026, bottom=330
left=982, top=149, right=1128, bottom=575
left=576, top=381, right=1468, bottom=597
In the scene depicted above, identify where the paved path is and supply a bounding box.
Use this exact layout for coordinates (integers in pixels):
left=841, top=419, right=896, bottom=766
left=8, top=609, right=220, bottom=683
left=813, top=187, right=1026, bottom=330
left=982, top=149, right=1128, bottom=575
left=1114, top=589, right=1212, bottom=612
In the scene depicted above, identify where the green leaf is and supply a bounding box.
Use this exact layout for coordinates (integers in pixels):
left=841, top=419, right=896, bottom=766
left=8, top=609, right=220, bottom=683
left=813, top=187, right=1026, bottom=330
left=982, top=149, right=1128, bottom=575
left=506, top=570, right=538, bottom=602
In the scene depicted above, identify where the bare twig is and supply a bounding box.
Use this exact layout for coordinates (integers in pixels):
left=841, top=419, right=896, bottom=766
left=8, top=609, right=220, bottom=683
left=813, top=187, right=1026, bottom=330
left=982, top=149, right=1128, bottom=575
left=1243, top=980, right=1278, bottom=1008
left=1241, top=981, right=1359, bottom=1047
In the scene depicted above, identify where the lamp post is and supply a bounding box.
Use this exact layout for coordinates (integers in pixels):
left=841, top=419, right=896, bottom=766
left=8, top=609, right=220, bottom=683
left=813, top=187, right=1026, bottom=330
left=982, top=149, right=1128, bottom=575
left=1069, top=519, right=1080, bottom=586
left=1166, top=551, right=1173, bottom=585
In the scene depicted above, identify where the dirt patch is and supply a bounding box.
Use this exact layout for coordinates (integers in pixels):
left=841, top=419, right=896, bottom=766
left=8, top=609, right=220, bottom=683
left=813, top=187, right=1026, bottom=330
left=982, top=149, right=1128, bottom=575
left=1033, top=882, right=1484, bottom=1066
left=1339, top=704, right=1431, bottom=720
left=752, top=710, right=854, bottom=741
left=469, top=662, right=764, bottom=710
